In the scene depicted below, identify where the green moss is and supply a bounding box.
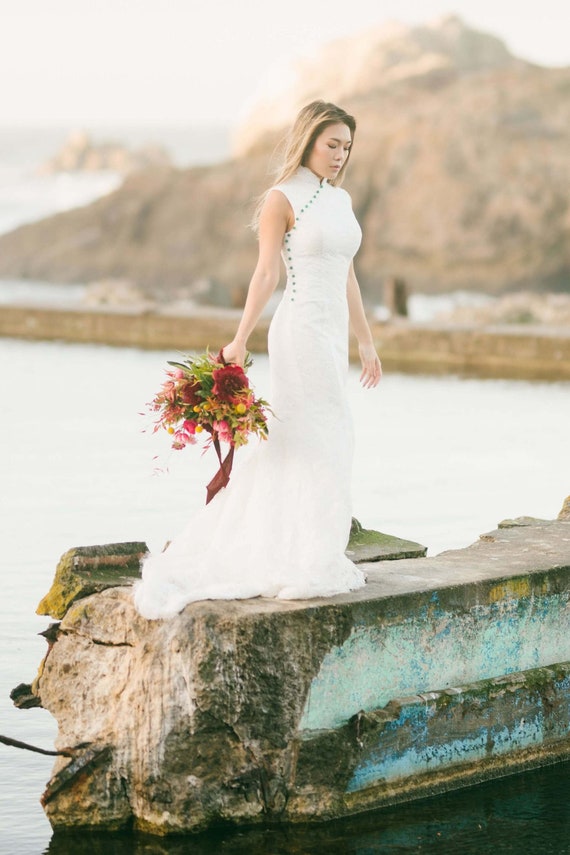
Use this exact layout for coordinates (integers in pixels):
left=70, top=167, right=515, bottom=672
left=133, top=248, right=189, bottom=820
left=347, top=519, right=427, bottom=562
left=37, top=542, right=147, bottom=619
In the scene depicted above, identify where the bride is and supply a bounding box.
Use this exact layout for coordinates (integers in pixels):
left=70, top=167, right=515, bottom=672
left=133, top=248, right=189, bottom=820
left=134, top=100, right=382, bottom=619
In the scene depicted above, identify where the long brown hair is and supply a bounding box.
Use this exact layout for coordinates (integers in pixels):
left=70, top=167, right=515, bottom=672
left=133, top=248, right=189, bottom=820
left=252, top=100, right=356, bottom=231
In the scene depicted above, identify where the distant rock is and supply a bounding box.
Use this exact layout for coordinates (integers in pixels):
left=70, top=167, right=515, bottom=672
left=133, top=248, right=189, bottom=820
left=0, top=15, right=569, bottom=302
left=82, top=278, right=152, bottom=308
left=39, top=129, right=172, bottom=175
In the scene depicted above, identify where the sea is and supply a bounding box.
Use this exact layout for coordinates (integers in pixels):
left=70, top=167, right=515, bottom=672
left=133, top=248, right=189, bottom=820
left=0, top=126, right=569, bottom=853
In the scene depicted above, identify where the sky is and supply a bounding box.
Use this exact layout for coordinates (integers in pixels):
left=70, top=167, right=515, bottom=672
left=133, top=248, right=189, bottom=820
left=2, top=0, right=569, bottom=129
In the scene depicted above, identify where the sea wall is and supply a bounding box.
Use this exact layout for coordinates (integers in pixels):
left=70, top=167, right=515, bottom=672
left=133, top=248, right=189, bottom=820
left=373, top=322, right=570, bottom=380
left=0, top=304, right=269, bottom=354
left=2, top=303, right=570, bottom=379
left=18, top=512, right=570, bottom=835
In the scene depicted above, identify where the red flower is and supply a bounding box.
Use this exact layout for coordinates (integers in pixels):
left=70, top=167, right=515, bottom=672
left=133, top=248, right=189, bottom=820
left=212, top=365, right=249, bottom=403
left=179, top=379, right=202, bottom=407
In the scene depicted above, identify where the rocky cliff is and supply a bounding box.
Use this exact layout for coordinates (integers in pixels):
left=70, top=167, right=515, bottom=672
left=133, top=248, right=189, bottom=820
left=0, top=15, right=568, bottom=302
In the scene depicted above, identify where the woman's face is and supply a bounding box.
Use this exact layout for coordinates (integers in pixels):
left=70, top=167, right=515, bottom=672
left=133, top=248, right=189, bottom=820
left=305, top=122, right=352, bottom=181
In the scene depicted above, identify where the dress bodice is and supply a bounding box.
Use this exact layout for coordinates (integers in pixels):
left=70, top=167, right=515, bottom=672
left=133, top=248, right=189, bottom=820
left=272, top=166, right=362, bottom=305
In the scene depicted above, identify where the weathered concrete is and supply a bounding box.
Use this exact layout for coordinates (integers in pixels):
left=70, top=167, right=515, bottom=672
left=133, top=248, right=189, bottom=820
left=21, top=516, right=570, bottom=835
left=2, top=304, right=570, bottom=380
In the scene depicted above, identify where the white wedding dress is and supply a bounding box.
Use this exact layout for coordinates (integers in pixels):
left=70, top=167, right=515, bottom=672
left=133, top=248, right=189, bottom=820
left=134, top=165, right=366, bottom=619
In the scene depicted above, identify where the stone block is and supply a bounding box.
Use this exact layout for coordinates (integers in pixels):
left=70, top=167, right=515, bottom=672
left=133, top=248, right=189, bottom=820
left=36, top=542, right=147, bottom=620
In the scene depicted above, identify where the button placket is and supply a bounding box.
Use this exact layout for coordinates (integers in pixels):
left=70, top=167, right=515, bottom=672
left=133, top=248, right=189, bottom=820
left=286, top=183, right=323, bottom=302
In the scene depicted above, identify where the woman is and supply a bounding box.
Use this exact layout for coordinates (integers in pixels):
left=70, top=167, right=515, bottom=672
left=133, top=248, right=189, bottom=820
left=134, top=100, right=382, bottom=619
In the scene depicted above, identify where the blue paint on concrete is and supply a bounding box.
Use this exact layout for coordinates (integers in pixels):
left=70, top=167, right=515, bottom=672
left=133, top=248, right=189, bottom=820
left=347, top=731, right=489, bottom=792
left=300, top=592, right=570, bottom=732
left=346, top=692, right=560, bottom=794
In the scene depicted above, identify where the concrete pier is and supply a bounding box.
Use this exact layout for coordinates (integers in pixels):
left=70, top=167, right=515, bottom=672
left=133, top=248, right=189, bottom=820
left=19, top=514, right=570, bottom=834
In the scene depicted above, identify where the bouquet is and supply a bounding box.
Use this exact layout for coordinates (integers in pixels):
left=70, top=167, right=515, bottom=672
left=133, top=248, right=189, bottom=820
left=148, top=349, right=271, bottom=503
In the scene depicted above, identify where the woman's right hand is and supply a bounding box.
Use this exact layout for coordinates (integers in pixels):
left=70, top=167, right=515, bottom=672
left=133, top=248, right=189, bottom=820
left=221, top=340, right=247, bottom=367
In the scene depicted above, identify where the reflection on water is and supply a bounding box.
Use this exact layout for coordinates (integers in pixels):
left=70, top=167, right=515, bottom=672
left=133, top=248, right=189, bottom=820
left=45, top=761, right=570, bottom=854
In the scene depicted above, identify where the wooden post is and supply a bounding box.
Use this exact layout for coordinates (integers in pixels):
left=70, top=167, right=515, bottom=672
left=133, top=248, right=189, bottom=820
left=384, top=276, right=409, bottom=318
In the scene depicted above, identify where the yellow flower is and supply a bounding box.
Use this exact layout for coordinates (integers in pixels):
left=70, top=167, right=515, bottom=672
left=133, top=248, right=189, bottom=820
left=195, top=425, right=203, bottom=433
left=235, top=403, right=247, bottom=414
left=167, top=426, right=175, bottom=434
left=193, top=405, right=200, bottom=412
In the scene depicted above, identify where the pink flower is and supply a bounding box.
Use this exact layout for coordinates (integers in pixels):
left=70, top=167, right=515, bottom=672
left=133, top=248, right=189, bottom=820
left=172, top=429, right=196, bottom=450
left=172, top=368, right=185, bottom=379
left=182, top=419, right=197, bottom=434
left=213, top=419, right=233, bottom=444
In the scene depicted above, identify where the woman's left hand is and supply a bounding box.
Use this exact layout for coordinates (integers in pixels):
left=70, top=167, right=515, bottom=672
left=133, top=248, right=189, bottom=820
left=358, top=342, right=382, bottom=388
left=221, top=340, right=247, bottom=367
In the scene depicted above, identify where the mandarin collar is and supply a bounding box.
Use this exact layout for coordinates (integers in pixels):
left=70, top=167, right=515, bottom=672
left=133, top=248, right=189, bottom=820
left=297, top=165, right=328, bottom=187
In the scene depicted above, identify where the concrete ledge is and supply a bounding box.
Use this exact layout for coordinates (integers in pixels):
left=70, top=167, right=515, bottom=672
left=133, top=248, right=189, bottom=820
left=2, top=304, right=570, bottom=379
left=0, top=303, right=270, bottom=353
left=372, top=322, right=570, bottom=380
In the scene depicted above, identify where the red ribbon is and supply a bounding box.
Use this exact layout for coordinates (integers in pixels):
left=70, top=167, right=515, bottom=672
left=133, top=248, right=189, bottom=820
left=205, top=440, right=234, bottom=505
left=205, top=347, right=235, bottom=505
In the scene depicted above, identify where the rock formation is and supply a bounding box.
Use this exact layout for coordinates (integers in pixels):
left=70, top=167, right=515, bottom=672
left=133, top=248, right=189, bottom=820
left=38, top=129, right=172, bottom=175
left=0, top=15, right=569, bottom=302
left=232, top=14, right=523, bottom=155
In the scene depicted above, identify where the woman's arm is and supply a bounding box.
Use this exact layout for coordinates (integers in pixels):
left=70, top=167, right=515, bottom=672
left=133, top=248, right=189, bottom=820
left=347, top=260, right=382, bottom=388
left=222, top=190, right=291, bottom=366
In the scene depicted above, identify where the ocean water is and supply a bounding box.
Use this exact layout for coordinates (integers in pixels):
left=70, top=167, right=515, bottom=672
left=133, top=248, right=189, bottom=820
left=1, top=338, right=569, bottom=852
left=1, top=126, right=569, bottom=853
